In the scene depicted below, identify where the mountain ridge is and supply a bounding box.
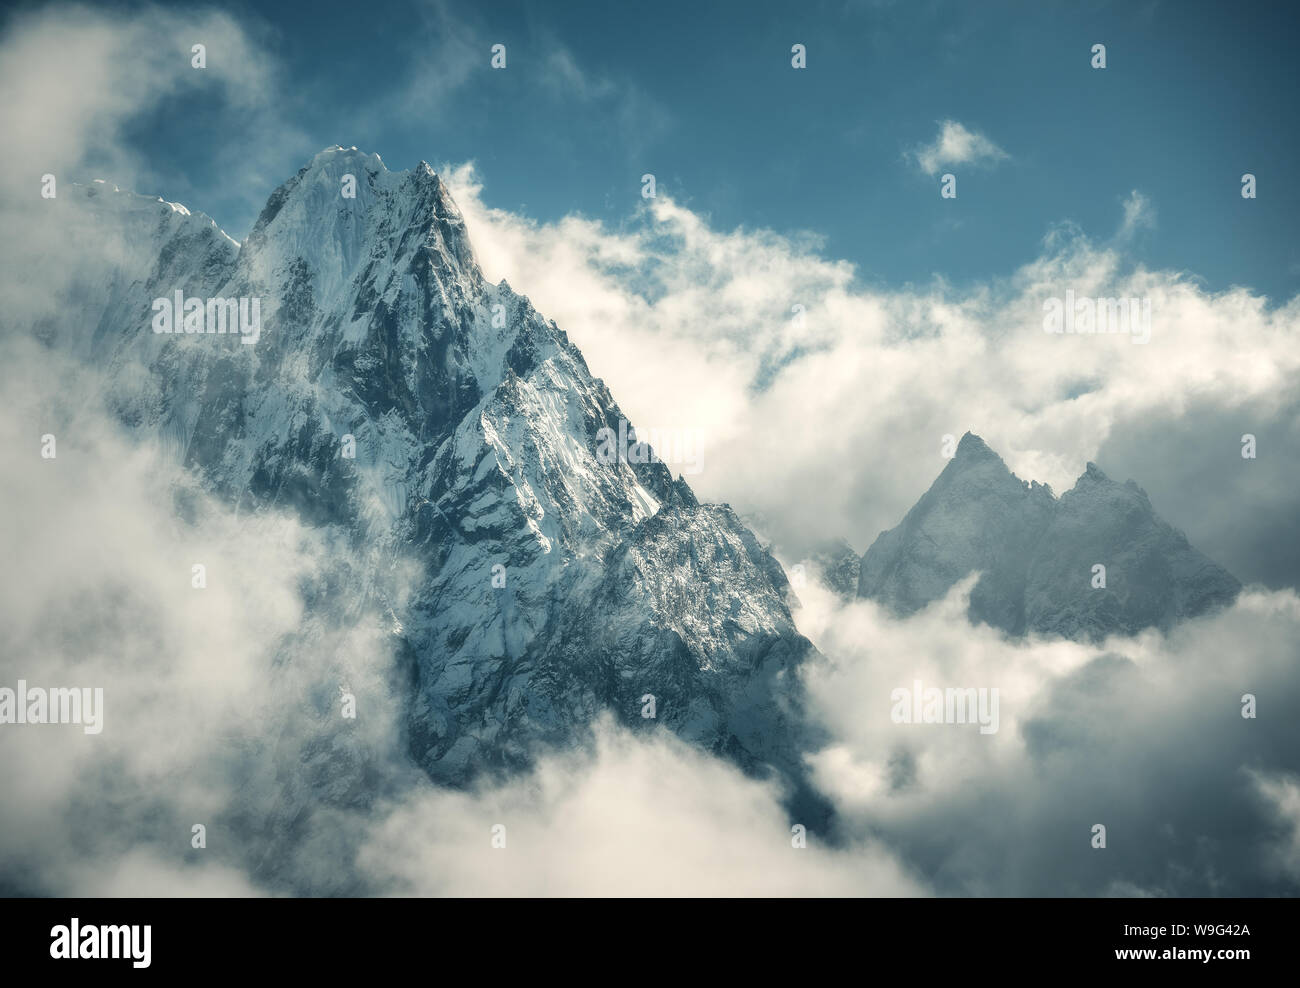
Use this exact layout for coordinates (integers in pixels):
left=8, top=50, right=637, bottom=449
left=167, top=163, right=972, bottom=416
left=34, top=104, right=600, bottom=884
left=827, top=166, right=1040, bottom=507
left=857, top=431, right=1242, bottom=640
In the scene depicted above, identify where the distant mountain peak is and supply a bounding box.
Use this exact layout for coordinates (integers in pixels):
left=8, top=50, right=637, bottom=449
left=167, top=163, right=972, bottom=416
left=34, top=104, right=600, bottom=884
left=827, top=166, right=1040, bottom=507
left=1079, top=460, right=1108, bottom=482
left=859, top=436, right=1240, bottom=640
left=954, top=430, right=998, bottom=461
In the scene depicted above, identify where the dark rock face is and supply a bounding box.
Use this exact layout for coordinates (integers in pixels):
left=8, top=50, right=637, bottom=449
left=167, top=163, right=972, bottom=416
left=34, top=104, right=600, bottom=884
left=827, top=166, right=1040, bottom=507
left=805, top=538, right=863, bottom=601
left=858, top=433, right=1241, bottom=640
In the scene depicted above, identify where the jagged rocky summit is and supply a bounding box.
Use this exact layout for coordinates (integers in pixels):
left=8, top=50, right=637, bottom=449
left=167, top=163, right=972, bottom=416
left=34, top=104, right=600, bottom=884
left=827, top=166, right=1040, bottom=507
left=857, top=432, right=1241, bottom=641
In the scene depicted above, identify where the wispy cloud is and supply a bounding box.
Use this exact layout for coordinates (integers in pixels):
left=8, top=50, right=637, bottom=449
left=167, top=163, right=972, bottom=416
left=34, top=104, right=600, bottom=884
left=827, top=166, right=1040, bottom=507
left=1117, top=189, right=1156, bottom=241
left=908, top=119, right=1009, bottom=175
left=537, top=44, right=671, bottom=157
left=0, top=2, right=309, bottom=237
left=387, top=0, right=482, bottom=120
left=542, top=48, right=616, bottom=101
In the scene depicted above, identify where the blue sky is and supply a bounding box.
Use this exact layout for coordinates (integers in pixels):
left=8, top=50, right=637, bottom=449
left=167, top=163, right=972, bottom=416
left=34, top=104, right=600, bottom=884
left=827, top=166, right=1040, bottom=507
left=40, top=0, right=1300, bottom=302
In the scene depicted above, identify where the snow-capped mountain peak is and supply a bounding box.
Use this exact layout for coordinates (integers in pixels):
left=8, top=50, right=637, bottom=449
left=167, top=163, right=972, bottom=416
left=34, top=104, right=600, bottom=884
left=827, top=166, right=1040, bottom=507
left=62, top=147, right=824, bottom=818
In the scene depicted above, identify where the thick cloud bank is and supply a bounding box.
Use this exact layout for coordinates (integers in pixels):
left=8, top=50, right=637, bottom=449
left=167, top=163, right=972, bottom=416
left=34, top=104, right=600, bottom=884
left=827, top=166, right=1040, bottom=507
left=792, top=573, right=1300, bottom=896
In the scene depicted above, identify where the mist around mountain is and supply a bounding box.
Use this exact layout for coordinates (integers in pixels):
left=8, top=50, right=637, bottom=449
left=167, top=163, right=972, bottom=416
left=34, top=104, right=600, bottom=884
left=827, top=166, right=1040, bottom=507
left=4, top=146, right=1298, bottom=899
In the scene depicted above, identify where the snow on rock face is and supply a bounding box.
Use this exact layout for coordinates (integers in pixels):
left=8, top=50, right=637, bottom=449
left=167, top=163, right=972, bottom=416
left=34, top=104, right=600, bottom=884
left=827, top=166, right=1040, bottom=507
left=71, top=147, right=821, bottom=805
left=857, top=432, right=1241, bottom=640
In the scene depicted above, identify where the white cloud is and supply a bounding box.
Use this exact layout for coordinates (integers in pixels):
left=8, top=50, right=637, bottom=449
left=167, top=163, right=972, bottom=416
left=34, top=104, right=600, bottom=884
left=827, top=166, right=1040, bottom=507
left=1117, top=189, right=1156, bottom=240
left=0, top=337, right=420, bottom=896
left=908, top=119, right=1009, bottom=176
left=358, top=717, right=924, bottom=896
left=1251, top=769, right=1300, bottom=882
left=0, top=2, right=308, bottom=337
left=787, top=571, right=1300, bottom=894
left=0, top=3, right=304, bottom=205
